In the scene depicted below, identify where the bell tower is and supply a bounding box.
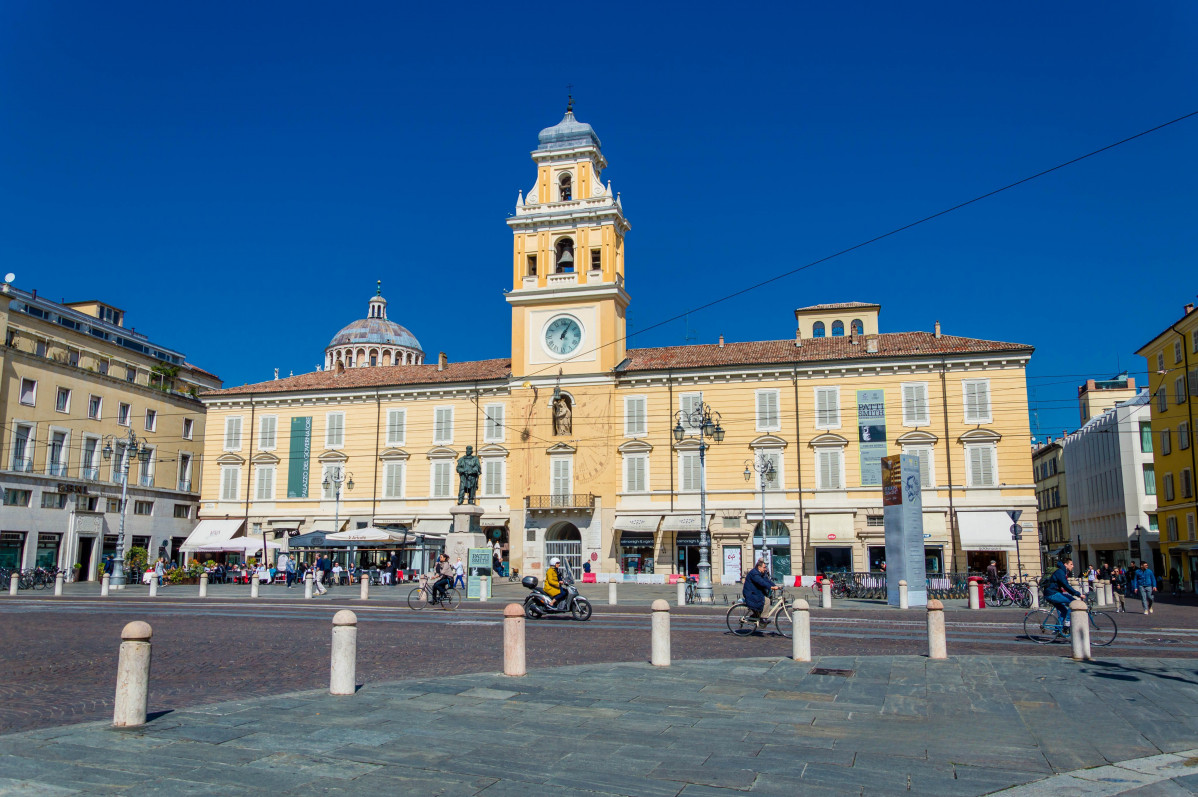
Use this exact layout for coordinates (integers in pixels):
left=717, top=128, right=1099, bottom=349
left=507, top=99, right=631, bottom=378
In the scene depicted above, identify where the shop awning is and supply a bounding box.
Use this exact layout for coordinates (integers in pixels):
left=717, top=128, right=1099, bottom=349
left=612, top=515, right=661, bottom=532
left=181, top=519, right=244, bottom=549
left=618, top=532, right=655, bottom=546
left=286, top=531, right=327, bottom=548
left=416, top=519, right=451, bottom=537
left=326, top=528, right=410, bottom=543
left=267, top=518, right=304, bottom=528
left=662, top=514, right=712, bottom=532
left=481, top=516, right=509, bottom=528
left=957, top=511, right=1017, bottom=551
left=310, top=519, right=347, bottom=533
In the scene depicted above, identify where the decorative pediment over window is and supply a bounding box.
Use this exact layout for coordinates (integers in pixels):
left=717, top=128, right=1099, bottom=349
left=379, top=447, right=410, bottom=462
left=896, top=430, right=939, bottom=445
left=251, top=452, right=280, bottom=465
left=216, top=453, right=245, bottom=465
left=672, top=438, right=703, bottom=452
left=749, top=434, right=788, bottom=450
left=958, top=429, right=1001, bottom=444
left=426, top=446, right=458, bottom=460
left=618, top=439, right=653, bottom=454
left=808, top=432, right=850, bottom=448
left=317, top=450, right=348, bottom=463
left=478, top=444, right=509, bottom=458
left=545, top=442, right=576, bottom=455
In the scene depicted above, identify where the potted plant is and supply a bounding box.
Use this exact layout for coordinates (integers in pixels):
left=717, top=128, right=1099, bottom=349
left=71, top=563, right=82, bottom=583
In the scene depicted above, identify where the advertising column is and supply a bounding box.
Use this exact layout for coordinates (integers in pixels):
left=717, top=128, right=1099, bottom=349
left=883, top=454, right=927, bottom=607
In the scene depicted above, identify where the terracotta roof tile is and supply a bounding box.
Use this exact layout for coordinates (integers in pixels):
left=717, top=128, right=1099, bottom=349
left=202, top=358, right=512, bottom=397
left=619, top=332, right=1033, bottom=372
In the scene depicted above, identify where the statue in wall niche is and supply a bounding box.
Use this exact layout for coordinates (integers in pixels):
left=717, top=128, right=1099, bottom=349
left=456, top=445, right=481, bottom=505
left=553, top=396, right=572, bottom=436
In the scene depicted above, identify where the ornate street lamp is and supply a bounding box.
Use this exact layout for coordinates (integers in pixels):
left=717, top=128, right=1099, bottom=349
left=101, top=430, right=151, bottom=588
left=672, top=403, right=724, bottom=603
left=745, top=454, right=777, bottom=571
left=322, top=466, right=354, bottom=537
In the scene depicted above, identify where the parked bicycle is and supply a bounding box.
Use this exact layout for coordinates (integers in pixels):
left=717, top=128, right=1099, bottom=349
left=684, top=575, right=698, bottom=605
left=1023, top=604, right=1117, bottom=646
left=985, top=576, right=1033, bottom=608
left=725, top=587, right=792, bottom=637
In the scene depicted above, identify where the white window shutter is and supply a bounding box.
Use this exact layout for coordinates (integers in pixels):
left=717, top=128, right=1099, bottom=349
left=816, top=388, right=839, bottom=427
left=917, top=448, right=932, bottom=488
left=225, top=417, right=241, bottom=450
left=484, top=460, right=503, bottom=496
left=552, top=459, right=571, bottom=495
left=757, top=391, right=779, bottom=430
left=625, top=455, right=646, bottom=492
left=384, top=463, right=403, bottom=498
left=326, top=414, right=344, bottom=447
left=625, top=396, right=647, bottom=436
left=681, top=393, right=702, bottom=430
left=485, top=405, right=504, bottom=442
left=387, top=410, right=405, bottom=446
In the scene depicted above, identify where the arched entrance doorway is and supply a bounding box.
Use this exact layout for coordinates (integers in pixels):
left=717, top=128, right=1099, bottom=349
left=754, top=520, right=791, bottom=577
left=546, top=522, right=582, bottom=575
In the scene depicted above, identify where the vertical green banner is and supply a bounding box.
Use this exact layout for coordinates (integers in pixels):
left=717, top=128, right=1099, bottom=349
left=857, top=389, right=887, bottom=485
left=287, top=417, right=312, bottom=498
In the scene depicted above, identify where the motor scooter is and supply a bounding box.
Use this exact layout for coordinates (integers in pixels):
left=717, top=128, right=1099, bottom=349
left=521, top=569, right=592, bottom=621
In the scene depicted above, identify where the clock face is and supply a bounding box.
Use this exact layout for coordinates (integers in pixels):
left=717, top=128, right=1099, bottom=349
left=544, top=316, right=583, bottom=356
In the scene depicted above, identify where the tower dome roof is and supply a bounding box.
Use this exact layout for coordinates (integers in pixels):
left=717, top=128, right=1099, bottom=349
left=326, top=282, right=424, bottom=353
left=537, top=108, right=601, bottom=152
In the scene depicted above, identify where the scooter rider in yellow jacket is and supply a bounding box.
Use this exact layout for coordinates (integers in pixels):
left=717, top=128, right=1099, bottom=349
left=545, top=557, right=565, bottom=608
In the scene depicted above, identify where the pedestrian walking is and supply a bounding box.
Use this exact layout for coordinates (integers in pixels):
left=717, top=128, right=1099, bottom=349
left=1169, top=566, right=1180, bottom=595
left=453, top=557, right=466, bottom=590
left=154, top=557, right=166, bottom=587
left=1134, top=560, right=1157, bottom=614
left=1111, top=566, right=1127, bottom=612
left=387, top=552, right=399, bottom=586
left=315, top=555, right=331, bottom=595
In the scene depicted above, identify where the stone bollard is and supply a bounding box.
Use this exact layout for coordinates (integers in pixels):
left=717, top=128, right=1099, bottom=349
left=8, top=572, right=18, bottom=596
left=148, top=576, right=158, bottom=598
left=650, top=599, right=671, bottom=667
left=926, top=599, right=947, bottom=660
left=608, top=581, right=617, bottom=606
left=101, top=573, right=110, bottom=597
left=304, top=572, right=314, bottom=599
left=1103, top=580, right=1113, bottom=607
left=1030, top=580, right=1040, bottom=609
left=330, top=610, right=358, bottom=695
left=113, top=621, right=152, bottom=727
left=198, top=573, right=208, bottom=598
left=792, top=599, right=811, bottom=662
left=479, top=576, right=488, bottom=602
left=55, top=572, right=64, bottom=597
left=250, top=576, right=259, bottom=599
left=899, top=579, right=909, bottom=610
left=821, top=580, right=832, bottom=609
left=676, top=579, right=687, bottom=607
left=503, top=603, right=526, bottom=677
left=1069, top=600, right=1091, bottom=661
left=359, top=575, right=369, bottom=601
left=968, top=580, right=980, bottom=610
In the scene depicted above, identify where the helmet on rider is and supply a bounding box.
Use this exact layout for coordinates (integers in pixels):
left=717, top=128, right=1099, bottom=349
left=550, top=558, right=561, bottom=566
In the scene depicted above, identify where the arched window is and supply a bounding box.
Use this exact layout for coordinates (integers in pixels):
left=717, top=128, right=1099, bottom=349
left=851, top=319, right=863, bottom=335
left=831, top=320, right=845, bottom=337
left=812, top=321, right=825, bottom=338
left=558, top=173, right=572, bottom=202
left=555, top=238, right=575, bottom=273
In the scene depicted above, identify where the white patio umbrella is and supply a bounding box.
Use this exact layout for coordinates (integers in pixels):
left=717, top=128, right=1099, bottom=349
left=194, top=538, right=282, bottom=553
left=325, top=527, right=409, bottom=543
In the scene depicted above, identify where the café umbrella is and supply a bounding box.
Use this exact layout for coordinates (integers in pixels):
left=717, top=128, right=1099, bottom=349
left=325, top=528, right=410, bottom=543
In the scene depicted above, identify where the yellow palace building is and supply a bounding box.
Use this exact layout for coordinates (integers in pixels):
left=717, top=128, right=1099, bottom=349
left=198, top=106, right=1039, bottom=582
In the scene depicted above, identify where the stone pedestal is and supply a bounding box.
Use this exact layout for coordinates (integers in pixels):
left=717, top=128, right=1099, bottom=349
left=447, top=505, right=486, bottom=560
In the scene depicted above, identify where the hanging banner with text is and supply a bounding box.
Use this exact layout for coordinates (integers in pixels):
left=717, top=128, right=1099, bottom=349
left=287, top=416, right=312, bottom=498
left=883, top=453, right=927, bottom=607
left=857, top=389, right=887, bottom=486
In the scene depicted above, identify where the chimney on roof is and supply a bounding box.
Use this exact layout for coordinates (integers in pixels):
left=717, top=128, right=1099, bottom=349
left=794, top=327, right=802, bottom=348
left=718, top=334, right=724, bottom=348
left=1186, top=303, right=1195, bottom=315
left=866, top=336, right=878, bottom=353
left=438, top=352, right=448, bottom=371
left=934, top=320, right=941, bottom=339
left=335, top=362, right=345, bottom=376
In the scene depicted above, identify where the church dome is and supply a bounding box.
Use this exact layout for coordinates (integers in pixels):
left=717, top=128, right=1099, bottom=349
left=324, top=283, right=425, bottom=369
left=537, top=105, right=602, bottom=152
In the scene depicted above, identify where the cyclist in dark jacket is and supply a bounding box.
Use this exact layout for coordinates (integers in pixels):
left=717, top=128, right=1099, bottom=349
left=1042, top=558, right=1082, bottom=625
left=742, top=559, right=778, bottom=618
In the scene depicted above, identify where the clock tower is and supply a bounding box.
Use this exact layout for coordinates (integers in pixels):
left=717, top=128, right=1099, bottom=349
left=507, top=101, right=631, bottom=379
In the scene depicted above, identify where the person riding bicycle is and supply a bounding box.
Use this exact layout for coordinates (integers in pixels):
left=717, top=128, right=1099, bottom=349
left=430, top=553, right=454, bottom=603
left=742, top=559, right=780, bottom=624
left=1042, top=557, right=1082, bottom=627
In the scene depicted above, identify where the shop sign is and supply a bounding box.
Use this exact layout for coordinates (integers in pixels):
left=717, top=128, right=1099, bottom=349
left=857, top=389, right=887, bottom=486
left=287, top=417, right=312, bottom=498
left=827, top=533, right=837, bottom=540
left=56, top=483, right=89, bottom=495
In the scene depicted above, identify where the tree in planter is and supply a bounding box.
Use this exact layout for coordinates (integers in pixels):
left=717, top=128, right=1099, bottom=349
left=71, top=563, right=82, bottom=582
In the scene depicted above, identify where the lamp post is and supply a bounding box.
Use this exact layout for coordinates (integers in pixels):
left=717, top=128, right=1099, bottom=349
left=744, top=454, right=777, bottom=572
left=100, top=430, right=151, bottom=588
left=673, top=403, right=724, bottom=603
left=322, top=466, right=354, bottom=557
left=1133, top=524, right=1146, bottom=565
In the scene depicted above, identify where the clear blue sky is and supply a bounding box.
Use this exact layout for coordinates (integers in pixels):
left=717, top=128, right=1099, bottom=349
left=2, top=2, right=1195, bottom=438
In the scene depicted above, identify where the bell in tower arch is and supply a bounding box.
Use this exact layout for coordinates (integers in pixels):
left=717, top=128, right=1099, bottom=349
left=555, top=237, right=575, bottom=274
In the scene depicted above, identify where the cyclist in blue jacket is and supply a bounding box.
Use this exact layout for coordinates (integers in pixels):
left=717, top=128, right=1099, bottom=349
left=1042, top=558, right=1082, bottom=626
left=742, top=559, right=780, bottom=625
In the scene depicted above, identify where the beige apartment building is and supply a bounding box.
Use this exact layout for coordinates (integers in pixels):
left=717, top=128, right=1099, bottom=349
left=197, top=107, right=1040, bottom=582
left=1032, top=438, right=1069, bottom=571
left=0, top=281, right=221, bottom=575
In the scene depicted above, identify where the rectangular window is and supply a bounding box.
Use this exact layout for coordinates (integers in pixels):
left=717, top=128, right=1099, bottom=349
left=624, top=454, right=647, bottom=493
left=527, top=255, right=537, bottom=276
left=178, top=453, right=193, bottom=491
left=755, top=389, right=781, bottom=431
left=182, top=418, right=194, bottom=440
left=220, top=466, right=240, bottom=501
left=325, top=412, right=345, bottom=448
left=385, top=409, right=406, bottom=446
left=1177, top=377, right=1188, bottom=406
left=224, top=416, right=242, bottom=450
left=88, top=395, right=102, bottom=420
left=679, top=452, right=701, bottom=491
left=431, top=461, right=452, bottom=498
left=1166, top=516, right=1178, bottom=542
left=55, top=387, right=71, bottom=413
left=118, top=402, right=131, bottom=426
left=1175, top=341, right=1184, bottom=363
left=903, top=445, right=935, bottom=488
left=47, top=430, right=68, bottom=476
left=1181, top=422, right=1191, bottom=451
left=11, top=424, right=33, bottom=471
left=433, top=407, right=453, bottom=444
left=1162, top=429, right=1172, bottom=456
left=41, top=492, right=67, bottom=509
left=590, top=248, right=601, bottom=270
left=1143, top=464, right=1156, bottom=496
left=679, top=392, right=703, bottom=432
left=966, top=444, right=997, bottom=487
left=816, top=449, right=843, bottom=490
left=1140, top=421, right=1153, bottom=453
left=4, top=488, right=31, bottom=506
left=173, top=504, right=191, bottom=519
left=1164, top=473, right=1175, bottom=502
left=255, top=466, right=275, bottom=501
left=901, top=382, right=930, bottom=426
left=35, top=340, right=46, bottom=357
left=258, top=416, right=277, bottom=450
left=81, top=437, right=99, bottom=480
left=383, top=462, right=404, bottom=498
left=1149, top=514, right=1158, bottom=532
left=867, top=516, right=885, bottom=527
left=1157, top=352, right=1165, bottom=372
left=761, top=451, right=783, bottom=490
left=624, top=395, right=647, bottom=437
left=963, top=379, right=992, bottom=423
left=321, top=465, right=340, bottom=499
left=1158, top=388, right=1168, bottom=412
left=144, top=408, right=157, bottom=431
left=814, top=387, right=840, bottom=429
left=1183, top=469, right=1194, bottom=500
left=484, top=404, right=505, bottom=443
left=1189, top=513, right=1197, bottom=541
left=97, top=360, right=108, bottom=375
left=483, top=459, right=504, bottom=497
left=551, top=458, right=573, bottom=497
left=19, top=378, right=37, bottom=406
left=106, top=497, right=121, bottom=513
left=133, top=500, right=153, bottom=516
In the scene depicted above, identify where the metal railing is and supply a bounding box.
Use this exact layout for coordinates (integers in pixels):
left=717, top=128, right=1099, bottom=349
left=139, top=475, right=154, bottom=487
left=81, top=467, right=100, bottom=481
left=10, top=459, right=34, bottom=473
left=819, top=571, right=976, bottom=600
left=525, top=493, right=595, bottom=510
left=46, top=463, right=67, bottom=477
left=178, top=478, right=192, bottom=492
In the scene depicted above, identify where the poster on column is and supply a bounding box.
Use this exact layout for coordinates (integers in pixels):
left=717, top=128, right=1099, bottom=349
left=287, top=417, right=312, bottom=498
left=883, top=454, right=927, bottom=607
left=857, top=390, right=887, bottom=486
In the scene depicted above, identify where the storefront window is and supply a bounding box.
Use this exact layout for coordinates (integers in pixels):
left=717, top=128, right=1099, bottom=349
left=0, top=532, right=26, bottom=569
left=966, top=551, right=1007, bottom=574
left=868, top=545, right=887, bottom=572
left=814, top=546, right=852, bottom=574
left=619, top=532, right=655, bottom=574
left=754, top=521, right=791, bottom=577
left=924, top=546, right=943, bottom=574
left=676, top=532, right=701, bottom=575
left=35, top=534, right=61, bottom=568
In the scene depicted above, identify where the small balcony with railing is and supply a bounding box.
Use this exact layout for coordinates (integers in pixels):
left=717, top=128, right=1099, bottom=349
left=81, top=467, right=100, bottom=481
left=524, top=493, right=595, bottom=514
left=10, top=458, right=34, bottom=473
left=46, top=462, right=67, bottom=477
left=139, top=474, right=155, bottom=488
left=178, top=478, right=192, bottom=492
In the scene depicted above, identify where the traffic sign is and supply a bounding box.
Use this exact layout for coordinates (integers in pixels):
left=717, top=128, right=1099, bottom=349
left=1007, top=509, right=1023, bottom=523
left=1010, top=523, right=1022, bottom=540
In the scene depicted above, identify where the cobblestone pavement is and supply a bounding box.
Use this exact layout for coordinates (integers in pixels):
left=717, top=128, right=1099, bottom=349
left=2, top=656, right=1198, bottom=795
left=3, top=596, right=1198, bottom=736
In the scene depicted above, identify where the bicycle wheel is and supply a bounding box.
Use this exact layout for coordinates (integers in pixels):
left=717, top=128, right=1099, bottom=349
left=1088, top=611, right=1117, bottom=647
left=406, top=587, right=426, bottom=610
left=1023, top=609, right=1060, bottom=644
left=725, top=603, right=756, bottom=636
left=772, top=604, right=793, bottom=638
left=440, top=588, right=461, bottom=610
left=685, top=583, right=696, bottom=605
